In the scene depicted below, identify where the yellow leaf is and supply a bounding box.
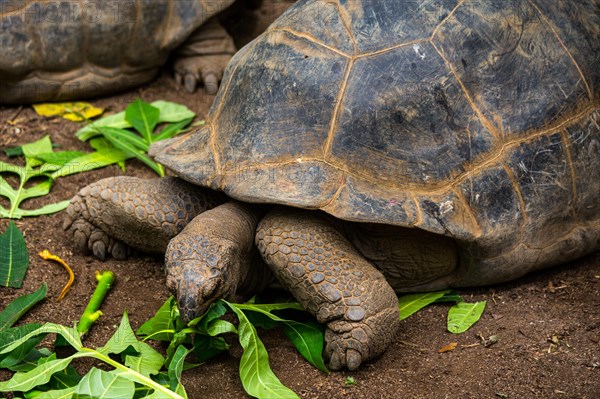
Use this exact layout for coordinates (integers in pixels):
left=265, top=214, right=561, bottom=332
left=438, top=342, right=458, bottom=353
left=32, top=102, right=104, bottom=122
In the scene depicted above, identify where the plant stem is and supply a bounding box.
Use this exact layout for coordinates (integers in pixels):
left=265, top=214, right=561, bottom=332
left=77, top=270, right=114, bottom=335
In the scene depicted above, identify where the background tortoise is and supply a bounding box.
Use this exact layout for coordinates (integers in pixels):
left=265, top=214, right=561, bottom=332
left=64, top=0, right=600, bottom=370
left=0, top=0, right=249, bottom=103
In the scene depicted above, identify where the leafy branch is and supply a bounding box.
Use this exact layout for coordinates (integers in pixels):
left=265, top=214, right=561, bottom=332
left=75, top=99, right=197, bottom=176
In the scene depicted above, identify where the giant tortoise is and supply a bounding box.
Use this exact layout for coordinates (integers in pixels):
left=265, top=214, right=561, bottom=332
left=64, top=0, right=600, bottom=370
left=0, top=0, right=248, bottom=103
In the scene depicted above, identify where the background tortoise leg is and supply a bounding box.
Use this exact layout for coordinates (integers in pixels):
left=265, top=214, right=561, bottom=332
left=256, top=208, right=400, bottom=371
left=63, top=176, right=225, bottom=259
left=164, top=201, right=268, bottom=321
left=173, top=18, right=236, bottom=94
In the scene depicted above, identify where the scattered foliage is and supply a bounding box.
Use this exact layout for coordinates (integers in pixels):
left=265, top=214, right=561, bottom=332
left=75, top=99, right=196, bottom=176
left=0, top=135, right=129, bottom=219
left=138, top=297, right=329, bottom=399
left=398, top=290, right=487, bottom=333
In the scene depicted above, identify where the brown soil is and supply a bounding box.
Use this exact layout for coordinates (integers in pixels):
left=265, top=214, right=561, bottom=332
left=1, top=2, right=599, bottom=398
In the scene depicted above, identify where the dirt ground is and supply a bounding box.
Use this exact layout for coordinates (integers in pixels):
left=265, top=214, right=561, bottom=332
left=1, top=2, right=599, bottom=398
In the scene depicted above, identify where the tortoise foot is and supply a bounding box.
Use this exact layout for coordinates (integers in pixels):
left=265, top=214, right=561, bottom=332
left=67, top=217, right=132, bottom=261
left=325, top=307, right=400, bottom=371
left=173, top=18, right=236, bottom=94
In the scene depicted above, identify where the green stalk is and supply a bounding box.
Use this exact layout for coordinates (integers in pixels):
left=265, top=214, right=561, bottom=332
left=77, top=271, right=114, bottom=335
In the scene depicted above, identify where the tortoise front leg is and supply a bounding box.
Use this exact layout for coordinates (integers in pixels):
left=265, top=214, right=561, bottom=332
left=256, top=208, right=400, bottom=370
left=63, top=177, right=225, bottom=259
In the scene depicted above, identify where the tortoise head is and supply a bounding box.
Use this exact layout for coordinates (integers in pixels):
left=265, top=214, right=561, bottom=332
left=165, top=233, right=240, bottom=322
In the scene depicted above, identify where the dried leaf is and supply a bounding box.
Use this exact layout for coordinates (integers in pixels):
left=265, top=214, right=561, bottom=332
left=437, top=342, right=458, bottom=353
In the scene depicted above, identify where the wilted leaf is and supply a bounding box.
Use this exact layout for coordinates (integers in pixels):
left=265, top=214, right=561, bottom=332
left=437, top=342, right=458, bottom=353
left=32, top=102, right=104, bottom=122
left=0, top=222, right=29, bottom=288
left=447, top=301, right=487, bottom=334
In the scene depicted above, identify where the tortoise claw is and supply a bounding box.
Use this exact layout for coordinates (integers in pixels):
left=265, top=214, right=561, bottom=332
left=184, top=73, right=198, bottom=93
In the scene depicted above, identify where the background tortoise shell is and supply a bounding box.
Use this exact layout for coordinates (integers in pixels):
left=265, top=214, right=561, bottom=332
left=153, top=0, right=600, bottom=288
left=0, top=0, right=234, bottom=103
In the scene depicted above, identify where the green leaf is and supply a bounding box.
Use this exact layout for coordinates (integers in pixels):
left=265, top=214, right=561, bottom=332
left=397, top=290, right=451, bottom=320
left=0, top=357, right=75, bottom=392
left=281, top=321, right=327, bottom=374
left=27, top=386, right=76, bottom=398
left=226, top=302, right=299, bottom=399
left=233, top=303, right=327, bottom=373
left=50, top=148, right=131, bottom=179
left=12, top=200, right=71, bottom=218
left=22, top=135, right=53, bottom=160
left=0, top=136, right=86, bottom=218
left=167, top=345, right=190, bottom=395
left=137, top=296, right=178, bottom=342
left=4, top=347, right=50, bottom=372
left=75, top=112, right=130, bottom=141
left=45, top=363, right=82, bottom=391
left=0, top=323, right=44, bottom=367
left=97, top=127, right=150, bottom=152
left=151, top=101, right=196, bottom=123
left=0, top=283, right=46, bottom=331
left=154, top=118, right=193, bottom=141
left=434, top=291, right=463, bottom=303
left=73, top=368, right=135, bottom=399
left=447, top=301, right=487, bottom=334
left=100, top=128, right=164, bottom=176
left=192, top=334, right=230, bottom=364
left=189, top=300, right=228, bottom=330
left=206, top=319, right=237, bottom=336
left=3, top=146, right=24, bottom=157
left=0, top=324, right=82, bottom=355
left=32, top=151, right=87, bottom=167
left=125, top=99, right=159, bottom=141
left=0, top=330, right=45, bottom=368
left=0, top=222, right=29, bottom=288
left=98, top=312, right=139, bottom=355
left=124, top=343, right=164, bottom=377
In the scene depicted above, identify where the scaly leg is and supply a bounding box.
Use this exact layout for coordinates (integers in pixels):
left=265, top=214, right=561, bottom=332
left=63, top=177, right=225, bottom=259
left=256, top=207, right=400, bottom=370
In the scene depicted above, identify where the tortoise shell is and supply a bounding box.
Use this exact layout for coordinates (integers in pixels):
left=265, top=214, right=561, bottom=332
left=153, top=0, right=599, bottom=285
left=0, top=0, right=234, bottom=103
